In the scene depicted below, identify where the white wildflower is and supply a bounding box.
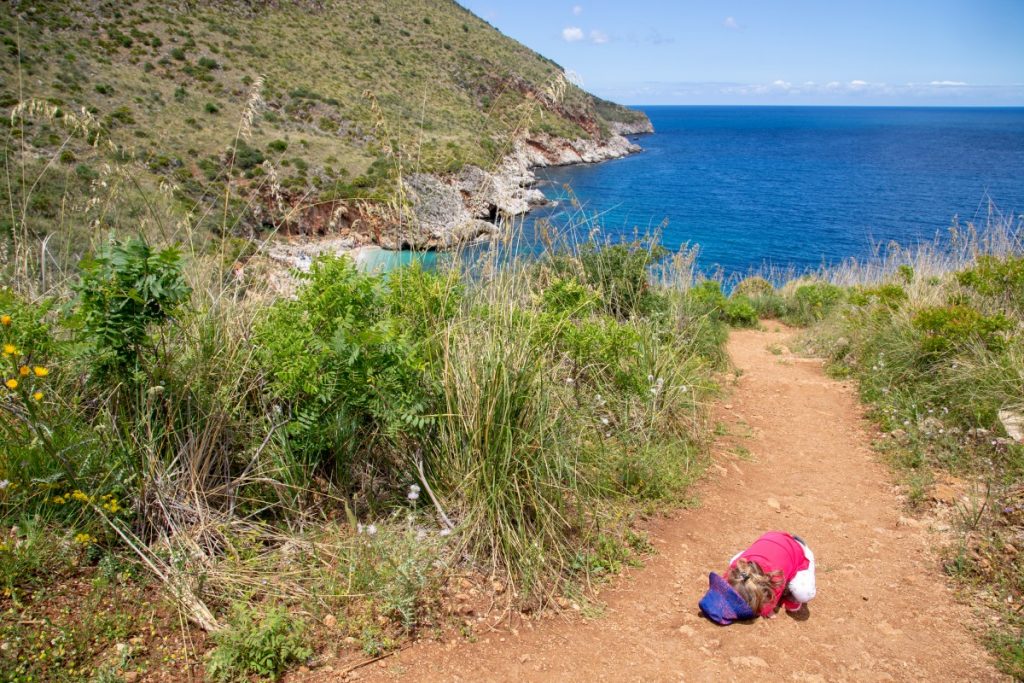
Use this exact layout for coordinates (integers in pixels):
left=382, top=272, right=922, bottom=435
left=647, top=374, right=655, bottom=383
left=600, top=417, right=609, bottom=426
left=366, top=524, right=377, bottom=536
left=439, top=528, right=452, bottom=537
left=0, top=480, right=9, bottom=490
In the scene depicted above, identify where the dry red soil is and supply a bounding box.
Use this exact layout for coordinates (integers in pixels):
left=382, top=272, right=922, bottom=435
left=330, top=325, right=1005, bottom=682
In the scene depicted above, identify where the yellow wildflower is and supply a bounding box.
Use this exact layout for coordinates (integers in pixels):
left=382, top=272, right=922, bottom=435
left=33, top=366, right=48, bottom=377
left=73, top=532, right=96, bottom=545
left=32, top=391, right=43, bottom=401
left=5, top=378, right=17, bottom=390
left=52, top=495, right=67, bottom=504
left=19, top=365, right=29, bottom=377
left=0, top=314, right=11, bottom=326
left=3, top=344, right=16, bottom=355
left=71, top=490, right=90, bottom=503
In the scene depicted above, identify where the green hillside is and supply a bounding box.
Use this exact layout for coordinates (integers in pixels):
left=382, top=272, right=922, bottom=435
left=1, top=0, right=647, bottom=242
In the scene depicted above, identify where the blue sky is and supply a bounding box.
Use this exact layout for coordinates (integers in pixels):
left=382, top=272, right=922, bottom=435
left=458, top=1, right=1024, bottom=105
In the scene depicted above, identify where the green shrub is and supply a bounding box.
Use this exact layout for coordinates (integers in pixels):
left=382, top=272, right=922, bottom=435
left=204, top=102, right=219, bottom=114
left=911, top=304, right=1013, bottom=357
left=206, top=605, right=311, bottom=682
left=537, top=276, right=597, bottom=317
left=787, top=282, right=844, bottom=325
left=578, top=239, right=668, bottom=320
left=957, top=255, right=1024, bottom=314
left=266, top=139, right=288, bottom=153
left=724, top=295, right=758, bottom=328
left=254, top=256, right=431, bottom=485
left=685, top=281, right=727, bottom=317
left=71, top=238, right=191, bottom=374
left=228, top=140, right=265, bottom=170
left=197, top=56, right=219, bottom=70
left=848, top=283, right=907, bottom=309
left=169, top=47, right=186, bottom=60
left=105, top=106, right=135, bottom=126
left=733, top=276, right=774, bottom=298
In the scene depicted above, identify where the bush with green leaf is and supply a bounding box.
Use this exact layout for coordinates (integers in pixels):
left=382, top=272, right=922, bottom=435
left=578, top=239, right=668, bottom=320
left=957, top=254, right=1024, bottom=315
left=71, top=238, right=190, bottom=376
left=254, top=255, right=431, bottom=488
left=912, top=304, right=1013, bottom=357
left=206, top=605, right=311, bottom=682
left=786, top=281, right=844, bottom=325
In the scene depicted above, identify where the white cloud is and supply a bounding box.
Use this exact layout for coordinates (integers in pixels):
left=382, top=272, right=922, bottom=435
left=572, top=4, right=583, bottom=15
left=590, top=29, right=609, bottom=44
left=929, top=80, right=968, bottom=86
left=562, top=26, right=584, bottom=42
left=723, top=16, right=739, bottom=30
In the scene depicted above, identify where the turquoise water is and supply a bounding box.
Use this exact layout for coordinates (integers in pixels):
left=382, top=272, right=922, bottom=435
left=534, top=106, right=1024, bottom=278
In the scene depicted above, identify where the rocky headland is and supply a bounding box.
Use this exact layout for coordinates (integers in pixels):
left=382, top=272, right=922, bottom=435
left=269, top=120, right=653, bottom=268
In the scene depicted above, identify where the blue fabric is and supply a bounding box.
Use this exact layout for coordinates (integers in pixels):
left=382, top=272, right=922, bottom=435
left=698, top=572, right=756, bottom=625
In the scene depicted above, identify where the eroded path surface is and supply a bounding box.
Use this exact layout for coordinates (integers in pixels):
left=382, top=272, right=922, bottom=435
left=342, top=326, right=1003, bottom=682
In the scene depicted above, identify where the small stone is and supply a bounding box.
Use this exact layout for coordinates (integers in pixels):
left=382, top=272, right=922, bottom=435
left=122, top=673, right=139, bottom=683
left=896, top=516, right=920, bottom=528
left=766, top=497, right=781, bottom=512
left=324, top=614, right=338, bottom=628
left=677, top=625, right=696, bottom=637
left=998, top=408, right=1024, bottom=442
left=555, top=597, right=570, bottom=609
left=378, top=661, right=386, bottom=668
left=492, top=580, right=506, bottom=594
left=519, top=654, right=530, bottom=663
left=343, top=636, right=359, bottom=646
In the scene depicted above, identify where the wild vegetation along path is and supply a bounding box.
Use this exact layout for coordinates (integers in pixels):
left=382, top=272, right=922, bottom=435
left=343, top=325, right=1003, bottom=682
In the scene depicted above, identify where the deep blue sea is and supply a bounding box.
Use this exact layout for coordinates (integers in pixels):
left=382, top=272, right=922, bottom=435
left=532, top=106, right=1024, bottom=278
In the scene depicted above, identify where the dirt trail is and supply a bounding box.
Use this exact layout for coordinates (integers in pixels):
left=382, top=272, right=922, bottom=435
left=344, top=325, right=1003, bottom=682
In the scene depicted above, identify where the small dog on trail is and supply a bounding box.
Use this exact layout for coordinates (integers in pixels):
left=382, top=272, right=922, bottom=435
left=698, top=531, right=816, bottom=624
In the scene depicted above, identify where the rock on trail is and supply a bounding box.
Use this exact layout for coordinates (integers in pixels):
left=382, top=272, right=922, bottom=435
left=320, top=325, right=1004, bottom=682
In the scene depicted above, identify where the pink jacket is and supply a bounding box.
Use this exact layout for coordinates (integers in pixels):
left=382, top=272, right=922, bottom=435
left=728, top=531, right=810, bottom=616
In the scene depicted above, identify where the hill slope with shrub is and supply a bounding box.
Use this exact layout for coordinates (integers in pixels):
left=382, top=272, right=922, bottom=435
left=0, top=0, right=649, bottom=251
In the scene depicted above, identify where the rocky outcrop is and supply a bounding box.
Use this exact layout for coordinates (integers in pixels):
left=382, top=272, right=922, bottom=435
left=396, top=128, right=648, bottom=249
left=610, top=119, right=655, bottom=136
left=398, top=173, right=499, bottom=250
left=267, top=116, right=654, bottom=258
